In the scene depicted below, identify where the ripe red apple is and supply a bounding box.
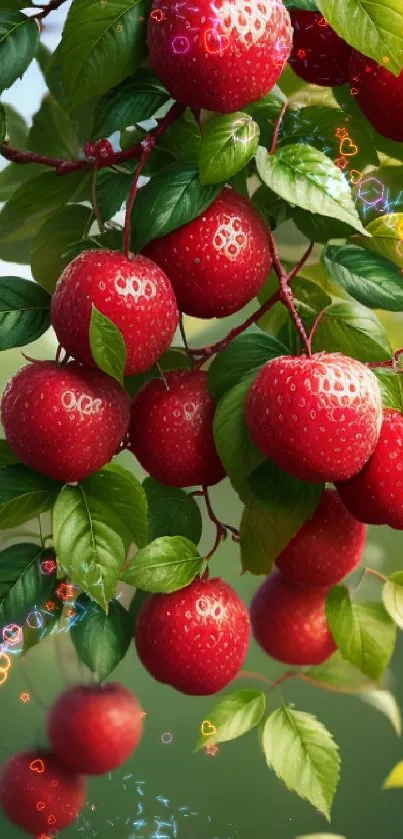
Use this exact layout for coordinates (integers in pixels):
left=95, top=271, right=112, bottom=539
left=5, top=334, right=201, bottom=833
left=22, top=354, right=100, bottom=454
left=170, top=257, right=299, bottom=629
left=51, top=250, right=179, bottom=375
left=337, top=409, right=403, bottom=529
left=349, top=51, right=403, bottom=142
left=276, top=488, right=366, bottom=588
left=1, top=360, right=130, bottom=482
left=135, top=577, right=250, bottom=695
left=144, top=188, right=272, bottom=319
left=47, top=683, right=144, bottom=775
left=0, top=750, right=86, bottom=835
left=128, top=369, right=225, bottom=487
left=251, top=572, right=337, bottom=666
left=245, top=352, right=383, bottom=483
left=147, top=0, right=292, bottom=114
left=288, top=9, right=352, bottom=86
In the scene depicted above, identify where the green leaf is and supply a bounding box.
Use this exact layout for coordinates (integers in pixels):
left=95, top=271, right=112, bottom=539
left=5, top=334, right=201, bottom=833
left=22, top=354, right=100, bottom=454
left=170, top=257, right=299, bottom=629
left=0, top=11, right=39, bottom=92
left=122, top=535, right=202, bottom=594
left=326, top=585, right=397, bottom=681
left=240, top=464, right=323, bottom=574
left=279, top=106, right=378, bottom=170
left=0, top=101, right=5, bottom=144
left=132, top=163, right=221, bottom=250
left=255, top=143, right=366, bottom=234
left=0, top=440, right=19, bottom=468
left=0, top=543, right=55, bottom=627
left=124, top=347, right=193, bottom=398
left=317, top=0, right=403, bottom=77
left=284, top=0, right=318, bottom=8
left=213, top=376, right=265, bottom=499
left=144, top=477, right=202, bottom=544
left=359, top=690, right=402, bottom=736
left=199, top=112, right=259, bottom=185
left=0, top=170, right=90, bottom=250
left=292, top=207, right=356, bottom=244
left=129, top=587, right=148, bottom=627
left=312, top=300, right=392, bottom=362
left=31, top=205, right=93, bottom=293
left=52, top=0, right=148, bottom=108
left=322, top=244, right=403, bottom=311
left=0, top=162, right=44, bottom=204
left=244, top=85, right=286, bottom=123
left=70, top=593, right=132, bottom=680
left=0, top=277, right=51, bottom=350
left=263, top=706, right=340, bottom=820
left=3, top=103, right=28, bottom=147
left=383, top=570, right=403, bottom=630
left=356, top=214, right=403, bottom=269
left=83, top=463, right=148, bottom=549
left=195, top=690, right=266, bottom=751
left=53, top=483, right=129, bottom=611
left=208, top=331, right=287, bottom=403
left=96, top=169, right=131, bottom=222
left=374, top=370, right=403, bottom=411
left=303, top=650, right=375, bottom=693
left=89, top=305, right=127, bottom=383
left=0, top=465, right=60, bottom=530
left=22, top=595, right=63, bottom=656
left=28, top=93, right=79, bottom=158
left=155, top=109, right=201, bottom=165
left=92, top=69, right=170, bottom=140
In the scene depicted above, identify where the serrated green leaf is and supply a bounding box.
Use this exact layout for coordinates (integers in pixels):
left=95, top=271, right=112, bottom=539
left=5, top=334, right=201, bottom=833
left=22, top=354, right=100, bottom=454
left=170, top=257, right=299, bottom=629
left=89, top=305, right=127, bottom=383
left=312, top=300, right=392, bottom=362
left=51, top=0, right=148, bottom=108
left=92, top=69, right=170, bottom=140
left=326, top=585, right=397, bottom=680
left=84, top=463, right=148, bottom=549
left=31, top=204, right=92, bottom=293
left=359, top=690, right=402, bottom=736
left=199, top=112, right=259, bottom=185
left=356, top=214, right=403, bottom=269
left=0, top=170, right=90, bottom=251
left=213, top=376, right=265, bottom=499
left=0, top=161, right=44, bottom=204
left=323, top=244, right=403, bottom=311
left=53, top=483, right=129, bottom=611
left=124, top=347, right=192, bottom=398
left=70, top=593, right=132, bottom=681
left=208, top=331, right=287, bottom=403
left=303, top=650, right=375, bottom=693
left=383, top=571, right=403, bottom=630
left=0, top=543, right=56, bottom=627
left=317, top=0, right=403, bottom=77
left=21, top=595, right=63, bottom=656
left=132, top=163, right=221, bottom=250
left=263, top=706, right=340, bottom=820
left=0, top=277, right=51, bottom=350
left=373, top=370, right=403, bottom=412
left=28, top=93, right=79, bottom=158
left=292, top=207, right=356, bottom=244
left=0, top=440, right=19, bottom=468
left=3, top=102, right=28, bottom=147
left=240, top=463, right=323, bottom=574
left=144, top=477, right=202, bottom=544
left=256, top=143, right=366, bottom=234
left=0, top=11, right=39, bottom=92
left=0, top=465, right=61, bottom=530
left=280, top=106, right=378, bottom=170
left=154, top=109, right=202, bottom=165
left=122, top=535, right=202, bottom=594
left=96, top=169, right=131, bottom=223
left=195, top=690, right=266, bottom=751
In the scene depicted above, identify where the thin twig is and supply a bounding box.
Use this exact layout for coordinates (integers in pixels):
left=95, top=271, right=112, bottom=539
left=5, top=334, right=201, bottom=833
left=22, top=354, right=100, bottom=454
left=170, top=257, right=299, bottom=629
left=91, top=167, right=105, bottom=235
left=269, top=101, right=288, bottom=155
left=268, top=231, right=311, bottom=354
left=202, top=486, right=239, bottom=560
left=123, top=138, right=155, bottom=258
left=0, top=101, right=186, bottom=176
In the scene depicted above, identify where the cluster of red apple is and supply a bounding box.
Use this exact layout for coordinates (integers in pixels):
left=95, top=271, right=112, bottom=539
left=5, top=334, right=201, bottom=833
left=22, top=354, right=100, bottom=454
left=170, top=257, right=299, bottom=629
left=0, top=683, right=143, bottom=836
left=289, top=8, right=403, bottom=142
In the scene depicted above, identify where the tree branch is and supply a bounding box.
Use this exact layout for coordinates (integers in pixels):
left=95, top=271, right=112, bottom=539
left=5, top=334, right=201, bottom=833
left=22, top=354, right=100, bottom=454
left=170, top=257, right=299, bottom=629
left=34, top=0, right=69, bottom=20
left=0, top=101, right=186, bottom=175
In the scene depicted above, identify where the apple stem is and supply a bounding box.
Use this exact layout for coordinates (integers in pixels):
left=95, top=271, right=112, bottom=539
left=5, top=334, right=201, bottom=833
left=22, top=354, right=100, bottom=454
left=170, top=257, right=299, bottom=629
left=268, top=231, right=312, bottom=354
left=91, top=168, right=105, bottom=235
left=179, top=315, right=193, bottom=363
left=0, top=101, right=187, bottom=175
left=123, top=138, right=155, bottom=258
left=306, top=307, right=327, bottom=355
left=269, top=100, right=288, bottom=155
left=202, top=486, right=239, bottom=560
left=365, top=567, right=388, bottom=584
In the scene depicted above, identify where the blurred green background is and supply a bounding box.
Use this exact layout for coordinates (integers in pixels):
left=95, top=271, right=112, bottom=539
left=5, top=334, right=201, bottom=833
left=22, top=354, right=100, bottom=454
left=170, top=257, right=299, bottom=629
left=1, top=307, right=403, bottom=839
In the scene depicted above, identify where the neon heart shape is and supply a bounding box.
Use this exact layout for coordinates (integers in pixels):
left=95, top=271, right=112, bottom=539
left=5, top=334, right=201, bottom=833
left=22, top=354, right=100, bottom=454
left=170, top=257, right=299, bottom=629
left=340, top=137, right=358, bottom=157
left=201, top=719, right=217, bottom=737
left=204, top=28, right=230, bottom=55
left=30, top=759, right=45, bottom=773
